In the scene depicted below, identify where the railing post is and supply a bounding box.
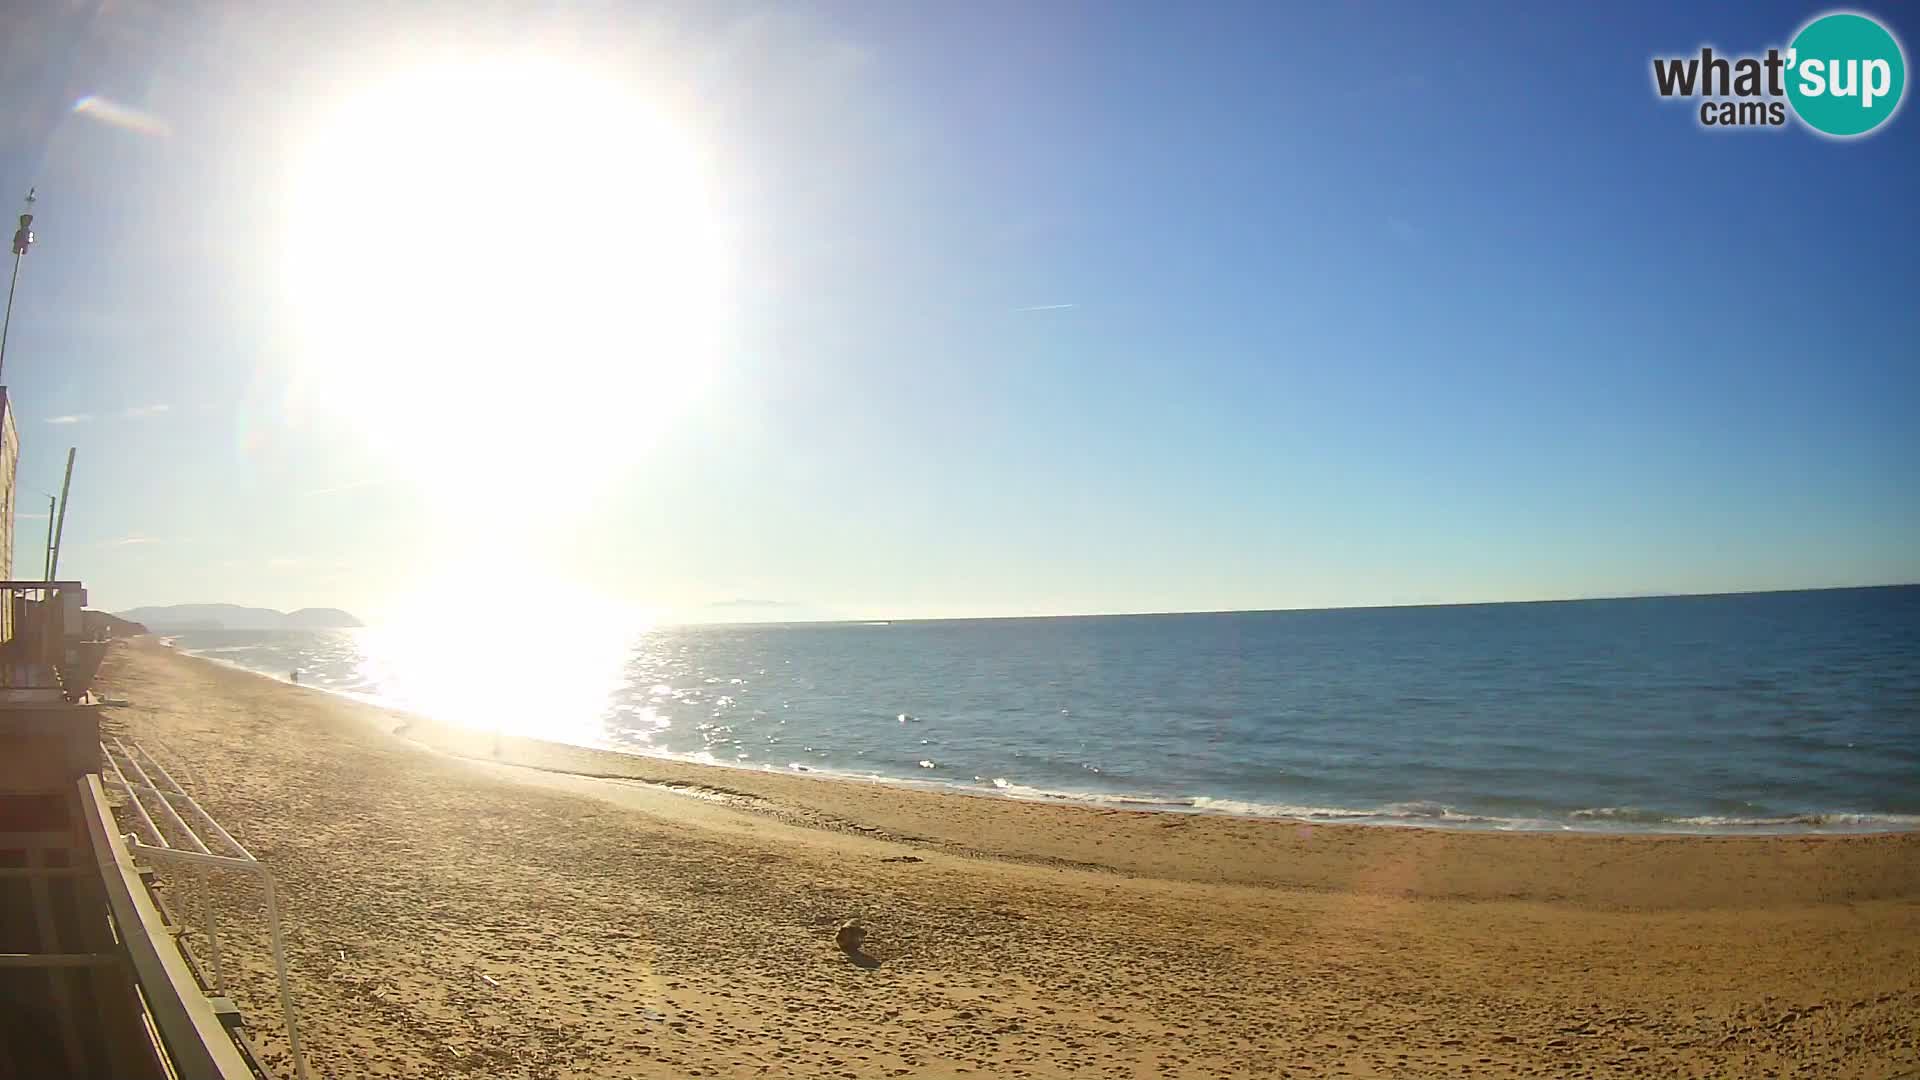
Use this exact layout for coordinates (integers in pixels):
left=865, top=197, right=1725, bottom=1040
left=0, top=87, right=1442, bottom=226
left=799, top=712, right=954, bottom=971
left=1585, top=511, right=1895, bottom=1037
left=256, top=872, right=310, bottom=1080
left=197, top=866, right=229, bottom=995
left=102, top=741, right=312, bottom=1080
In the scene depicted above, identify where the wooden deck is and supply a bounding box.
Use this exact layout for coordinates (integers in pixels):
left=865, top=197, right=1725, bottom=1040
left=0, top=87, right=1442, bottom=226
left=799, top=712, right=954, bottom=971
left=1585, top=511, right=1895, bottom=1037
left=0, top=696, right=277, bottom=1078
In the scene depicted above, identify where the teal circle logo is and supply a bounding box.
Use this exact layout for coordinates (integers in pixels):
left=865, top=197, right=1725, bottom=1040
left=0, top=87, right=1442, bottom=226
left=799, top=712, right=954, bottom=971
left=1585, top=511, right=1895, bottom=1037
left=1787, top=12, right=1907, bottom=137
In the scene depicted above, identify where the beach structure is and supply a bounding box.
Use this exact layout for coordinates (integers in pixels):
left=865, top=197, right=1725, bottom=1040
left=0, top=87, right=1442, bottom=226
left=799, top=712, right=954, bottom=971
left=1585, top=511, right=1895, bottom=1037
left=0, top=581, right=303, bottom=1076
left=0, top=284, right=300, bottom=1073
left=0, top=583, right=302, bottom=1076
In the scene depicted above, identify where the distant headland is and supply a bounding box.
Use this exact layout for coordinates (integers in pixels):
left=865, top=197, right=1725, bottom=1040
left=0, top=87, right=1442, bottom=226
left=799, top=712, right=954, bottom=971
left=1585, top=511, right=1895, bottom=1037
left=113, top=604, right=364, bottom=632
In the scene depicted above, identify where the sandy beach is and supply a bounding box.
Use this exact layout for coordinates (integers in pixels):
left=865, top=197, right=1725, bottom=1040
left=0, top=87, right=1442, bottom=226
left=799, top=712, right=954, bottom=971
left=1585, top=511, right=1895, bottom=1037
left=96, top=638, right=1919, bottom=1079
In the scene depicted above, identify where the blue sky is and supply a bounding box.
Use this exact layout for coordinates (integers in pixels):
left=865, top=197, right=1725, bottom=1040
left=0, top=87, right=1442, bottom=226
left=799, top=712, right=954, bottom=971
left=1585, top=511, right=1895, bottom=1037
left=0, top=0, right=1913, bottom=622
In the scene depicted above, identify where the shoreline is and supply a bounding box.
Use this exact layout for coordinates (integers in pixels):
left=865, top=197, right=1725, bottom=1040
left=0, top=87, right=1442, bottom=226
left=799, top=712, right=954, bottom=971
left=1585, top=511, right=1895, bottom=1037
left=144, top=637, right=1920, bottom=909
left=169, top=637, right=1920, bottom=839
left=96, top=638, right=1920, bottom=1079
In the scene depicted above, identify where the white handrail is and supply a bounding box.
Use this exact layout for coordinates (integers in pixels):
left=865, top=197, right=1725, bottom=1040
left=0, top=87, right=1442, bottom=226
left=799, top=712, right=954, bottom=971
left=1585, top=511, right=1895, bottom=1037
left=106, top=739, right=228, bottom=994
left=101, top=740, right=311, bottom=1080
left=134, top=742, right=253, bottom=859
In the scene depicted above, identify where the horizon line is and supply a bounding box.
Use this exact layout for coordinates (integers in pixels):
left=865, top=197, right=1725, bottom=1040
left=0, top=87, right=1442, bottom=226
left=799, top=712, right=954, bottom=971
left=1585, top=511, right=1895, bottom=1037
left=660, top=581, right=1919, bottom=627
left=106, top=581, right=1918, bottom=628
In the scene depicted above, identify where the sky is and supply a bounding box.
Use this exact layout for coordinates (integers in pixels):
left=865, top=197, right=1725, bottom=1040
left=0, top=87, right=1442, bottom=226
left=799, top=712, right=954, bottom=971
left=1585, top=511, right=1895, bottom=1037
left=0, top=0, right=1914, bottom=624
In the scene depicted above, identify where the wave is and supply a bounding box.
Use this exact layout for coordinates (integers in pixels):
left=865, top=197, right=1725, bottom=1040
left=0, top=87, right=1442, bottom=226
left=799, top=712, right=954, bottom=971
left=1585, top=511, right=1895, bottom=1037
left=1568, top=806, right=1920, bottom=830
left=1190, top=797, right=1564, bottom=830
left=187, top=644, right=266, bottom=655
left=1664, top=812, right=1920, bottom=829
left=955, top=785, right=1918, bottom=834
left=177, top=646, right=298, bottom=678
left=1569, top=805, right=1672, bottom=823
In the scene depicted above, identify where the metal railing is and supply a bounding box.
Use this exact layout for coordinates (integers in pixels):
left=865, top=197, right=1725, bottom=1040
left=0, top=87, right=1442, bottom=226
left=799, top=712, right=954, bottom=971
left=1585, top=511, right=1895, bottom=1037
left=99, top=738, right=310, bottom=1080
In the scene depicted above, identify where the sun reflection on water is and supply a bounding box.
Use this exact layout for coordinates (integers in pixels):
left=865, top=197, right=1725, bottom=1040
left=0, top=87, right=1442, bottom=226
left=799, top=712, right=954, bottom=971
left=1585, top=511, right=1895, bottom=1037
left=355, top=587, right=655, bottom=747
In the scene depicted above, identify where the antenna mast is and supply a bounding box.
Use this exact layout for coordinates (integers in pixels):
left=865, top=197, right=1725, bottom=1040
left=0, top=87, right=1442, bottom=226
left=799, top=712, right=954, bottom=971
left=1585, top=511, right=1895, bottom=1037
left=0, top=187, right=36, bottom=383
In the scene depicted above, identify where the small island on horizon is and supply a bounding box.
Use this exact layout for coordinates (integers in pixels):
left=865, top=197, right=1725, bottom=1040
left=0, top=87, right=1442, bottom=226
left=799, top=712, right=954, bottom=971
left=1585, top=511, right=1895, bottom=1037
left=114, top=603, right=364, bottom=632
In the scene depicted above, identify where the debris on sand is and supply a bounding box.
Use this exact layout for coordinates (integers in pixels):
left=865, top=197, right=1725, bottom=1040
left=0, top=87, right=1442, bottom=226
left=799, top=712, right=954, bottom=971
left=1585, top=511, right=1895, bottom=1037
left=834, top=921, right=866, bottom=955
left=833, top=920, right=879, bottom=967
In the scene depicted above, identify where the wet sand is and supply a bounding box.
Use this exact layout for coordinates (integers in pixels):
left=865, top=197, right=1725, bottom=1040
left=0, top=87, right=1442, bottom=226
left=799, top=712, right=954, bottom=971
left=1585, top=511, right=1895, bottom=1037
left=98, top=639, right=1920, bottom=1079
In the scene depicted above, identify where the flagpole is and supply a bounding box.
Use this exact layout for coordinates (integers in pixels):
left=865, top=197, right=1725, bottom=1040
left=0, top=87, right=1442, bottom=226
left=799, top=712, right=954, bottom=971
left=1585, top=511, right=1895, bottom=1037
left=0, top=187, right=37, bottom=384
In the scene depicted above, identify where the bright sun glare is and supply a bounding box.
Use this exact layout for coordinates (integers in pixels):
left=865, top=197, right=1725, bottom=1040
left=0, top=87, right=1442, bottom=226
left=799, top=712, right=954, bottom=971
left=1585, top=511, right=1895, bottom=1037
left=283, top=54, right=732, bottom=495
left=358, top=570, right=655, bottom=742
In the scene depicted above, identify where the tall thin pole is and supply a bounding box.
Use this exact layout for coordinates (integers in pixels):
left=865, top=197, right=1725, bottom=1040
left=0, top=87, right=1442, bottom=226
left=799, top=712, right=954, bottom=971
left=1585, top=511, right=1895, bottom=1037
left=0, top=256, right=21, bottom=381
left=0, top=188, right=36, bottom=384
left=43, top=494, right=55, bottom=580
left=49, top=448, right=75, bottom=580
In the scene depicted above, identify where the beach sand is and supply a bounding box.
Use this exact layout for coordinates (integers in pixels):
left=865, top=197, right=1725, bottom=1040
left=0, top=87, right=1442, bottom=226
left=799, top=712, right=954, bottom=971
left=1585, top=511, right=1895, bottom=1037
left=97, top=639, right=1919, bottom=1079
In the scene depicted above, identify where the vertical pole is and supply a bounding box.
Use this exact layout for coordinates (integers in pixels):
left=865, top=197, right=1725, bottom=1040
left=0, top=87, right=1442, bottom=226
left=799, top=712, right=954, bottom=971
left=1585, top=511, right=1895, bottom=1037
left=43, top=494, right=55, bottom=580
left=49, top=448, right=74, bottom=579
left=259, top=873, right=311, bottom=1080
left=0, top=252, right=20, bottom=383
left=1, top=187, right=35, bottom=384
left=197, top=866, right=229, bottom=994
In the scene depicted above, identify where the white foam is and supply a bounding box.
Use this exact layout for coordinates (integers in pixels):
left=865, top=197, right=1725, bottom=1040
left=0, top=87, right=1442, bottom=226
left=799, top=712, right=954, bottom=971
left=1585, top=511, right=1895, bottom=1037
left=1184, top=797, right=1374, bottom=820
left=1666, top=812, right=1920, bottom=831
left=1183, top=797, right=1553, bottom=827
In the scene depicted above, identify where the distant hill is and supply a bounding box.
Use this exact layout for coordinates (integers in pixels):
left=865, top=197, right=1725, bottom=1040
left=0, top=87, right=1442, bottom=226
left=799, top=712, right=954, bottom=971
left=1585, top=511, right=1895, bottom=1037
left=285, top=607, right=363, bottom=628
left=83, top=610, right=150, bottom=638
left=115, top=604, right=363, bottom=631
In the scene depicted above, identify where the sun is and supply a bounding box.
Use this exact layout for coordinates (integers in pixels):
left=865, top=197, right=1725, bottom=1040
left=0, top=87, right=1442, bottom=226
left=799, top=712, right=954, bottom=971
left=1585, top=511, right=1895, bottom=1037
left=281, top=53, right=732, bottom=498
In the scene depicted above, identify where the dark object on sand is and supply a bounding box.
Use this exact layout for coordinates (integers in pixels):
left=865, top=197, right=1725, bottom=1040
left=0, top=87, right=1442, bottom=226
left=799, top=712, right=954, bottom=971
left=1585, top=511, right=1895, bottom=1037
left=834, top=921, right=878, bottom=968
left=834, top=921, right=865, bottom=952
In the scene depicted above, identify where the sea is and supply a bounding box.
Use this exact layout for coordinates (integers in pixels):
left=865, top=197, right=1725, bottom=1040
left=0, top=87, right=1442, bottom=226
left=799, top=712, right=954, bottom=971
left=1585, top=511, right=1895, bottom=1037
left=162, top=586, right=1920, bottom=834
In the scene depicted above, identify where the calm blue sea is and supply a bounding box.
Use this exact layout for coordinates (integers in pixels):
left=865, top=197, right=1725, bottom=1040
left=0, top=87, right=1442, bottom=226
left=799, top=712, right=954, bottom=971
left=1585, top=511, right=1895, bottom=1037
left=165, top=586, right=1920, bottom=833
